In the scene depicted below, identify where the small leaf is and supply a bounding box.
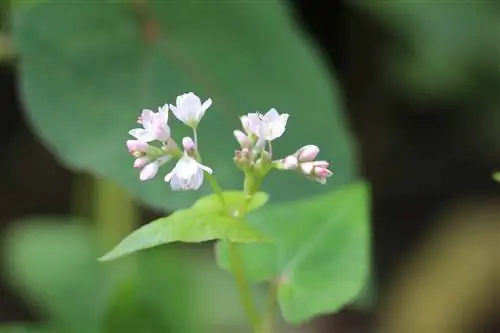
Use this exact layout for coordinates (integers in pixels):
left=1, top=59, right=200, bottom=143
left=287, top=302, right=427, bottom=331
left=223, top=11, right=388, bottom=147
left=192, top=191, right=269, bottom=216
left=215, top=181, right=370, bottom=324
left=100, top=208, right=269, bottom=262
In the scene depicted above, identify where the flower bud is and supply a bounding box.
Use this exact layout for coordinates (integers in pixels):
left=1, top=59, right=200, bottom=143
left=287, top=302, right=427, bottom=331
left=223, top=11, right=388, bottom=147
left=283, top=155, right=299, bottom=170
left=134, top=156, right=150, bottom=168
left=299, top=161, right=333, bottom=184
left=294, top=145, right=319, bottom=162
left=139, top=161, right=159, bottom=181
left=182, top=137, right=196, bottom=151
left=126, top=139, right=149, bottom=154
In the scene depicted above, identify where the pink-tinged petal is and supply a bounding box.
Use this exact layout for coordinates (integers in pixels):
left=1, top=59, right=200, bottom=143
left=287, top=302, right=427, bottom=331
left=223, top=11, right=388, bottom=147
left=312, top=161, right=329, bottom=169
left=300, top=162, right=314, bottom=175
left=283, top=155, right=298, bottom=170
left=140, top=162, right=159, bottom=181
left=129, top=128, right=156, bottom=142
left=127, top=139, right=149, bottom=153
left=233, top=130, right=250, bottom=148
left=138, top=109, right=155, bottom=124
left=158, top=104, right=169, bottom=119
left=296, top=145, right=320, bottom=162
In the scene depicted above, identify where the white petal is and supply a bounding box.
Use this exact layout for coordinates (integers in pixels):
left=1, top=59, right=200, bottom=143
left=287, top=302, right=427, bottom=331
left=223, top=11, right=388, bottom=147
left=176, top=94, right=185, bottom=107
left=188, top=168, right=204, bottom=190
left=169, top=174, right=185, bottom=190
left=129, top=128, right=156, bottom=142
left=164, top=170, right=174, bottom=182
left=199, top=163, right=213, bottom=174
left=263, top=108, right=280, bottom=122
left=201, top=98, right=212, bottom=111
left=140, top=109, right=155, bottom=124
left=169, top=104, right=184, bottom=122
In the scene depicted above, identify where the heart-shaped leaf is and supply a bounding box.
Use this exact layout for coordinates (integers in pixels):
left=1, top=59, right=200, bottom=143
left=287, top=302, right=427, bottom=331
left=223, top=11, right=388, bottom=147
left=13, top=0, right=357, bottom=211
left=216, top=182, right=370, bottom=324
left=100, top=207, right=270, bottom=262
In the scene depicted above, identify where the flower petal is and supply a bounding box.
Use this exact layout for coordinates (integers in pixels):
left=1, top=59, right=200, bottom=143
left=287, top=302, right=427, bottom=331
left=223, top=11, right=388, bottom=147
left=201, top=98, right=212, bottom=111
left=199, top=163, right=213, bottom=174
left=263, top=108, right=280, bottom=122
left=139, top=109, right=155, bottom=124
left=129, top=128, right=156, bottom=142
left=169, top=174, right=185, bottom=190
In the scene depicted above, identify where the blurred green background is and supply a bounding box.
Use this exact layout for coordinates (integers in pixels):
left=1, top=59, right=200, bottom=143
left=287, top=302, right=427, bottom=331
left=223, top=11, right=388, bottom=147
left=1, top=1, right=499, bottom=333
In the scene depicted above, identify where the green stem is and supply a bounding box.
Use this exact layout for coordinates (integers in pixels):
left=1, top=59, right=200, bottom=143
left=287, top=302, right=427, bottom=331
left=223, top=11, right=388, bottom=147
left=193, top=128, right=199, bottom=147
left=228, top=241, right=261, bottom=331
left=261, top=281, right=278, bottom=333
left=205, top=174, right=261, bottom=331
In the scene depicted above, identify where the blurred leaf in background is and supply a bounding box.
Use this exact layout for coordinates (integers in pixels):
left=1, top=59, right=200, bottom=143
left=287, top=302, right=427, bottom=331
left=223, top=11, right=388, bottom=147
left=357, top=1, right=500, bottom=100
left=12, top=0, right=357, bottom=212
left=2, top=218, right=199, bottom=333
left=216, top=182, right=370, bottom=324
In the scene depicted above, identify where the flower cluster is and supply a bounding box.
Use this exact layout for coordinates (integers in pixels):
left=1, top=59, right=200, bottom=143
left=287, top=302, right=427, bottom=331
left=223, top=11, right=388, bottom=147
left=126, top=92, right=212, bottom=190
left=233, top=109, right=333, bottom=184
left=126, top=92, right=333, bottom=191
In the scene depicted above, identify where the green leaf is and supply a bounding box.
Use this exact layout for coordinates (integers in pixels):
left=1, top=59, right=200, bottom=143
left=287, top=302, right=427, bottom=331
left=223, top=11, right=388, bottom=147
left=192, top=191, right=269, bottom=216
left=215, top=182, right=370, bottom=324
left=3, top=219, right=109, bottom=332
left=100, top=208, right=270, bottom=261
left=13, top=0, right=357, bottom=211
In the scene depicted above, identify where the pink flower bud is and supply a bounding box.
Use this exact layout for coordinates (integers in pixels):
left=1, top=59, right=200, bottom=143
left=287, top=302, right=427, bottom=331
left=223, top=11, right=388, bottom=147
left=182, top=137, right=196, bottom=151
left=233, top=130, right=250, bottom=148
left=283, top=155, right=298, bottom=170
left=299, top=161, right=333, bottom=184
left=139, top=161, right=159, bottom=181
left=295, top=145, right=320, bottom=162
left=127, top=140, right=149, bottom=154
left=134, top=156, right=150, bottom=168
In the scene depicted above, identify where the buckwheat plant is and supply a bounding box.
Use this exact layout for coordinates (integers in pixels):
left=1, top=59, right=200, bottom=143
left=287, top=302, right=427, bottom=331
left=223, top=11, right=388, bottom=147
left=101, top=92, right=333, bottom=331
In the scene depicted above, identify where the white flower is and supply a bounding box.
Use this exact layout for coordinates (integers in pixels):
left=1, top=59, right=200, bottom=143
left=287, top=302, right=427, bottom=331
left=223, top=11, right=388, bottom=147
left=129, top=105, right=170, bottom=142
left=170, top=92, right=212, bottom=128
left=241, top=108, right=289, bottom=141
left=164, top=155, right=213, bottom=191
